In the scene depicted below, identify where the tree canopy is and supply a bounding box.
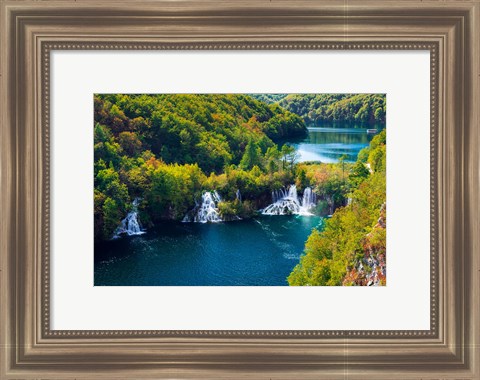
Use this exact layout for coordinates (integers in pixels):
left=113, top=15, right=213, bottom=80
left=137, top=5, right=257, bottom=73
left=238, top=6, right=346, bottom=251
left=288, top=130, right=386, bottom=286
left=94, top=94, right=307, bottom=240
left=276, top=94, right=386, bottom=125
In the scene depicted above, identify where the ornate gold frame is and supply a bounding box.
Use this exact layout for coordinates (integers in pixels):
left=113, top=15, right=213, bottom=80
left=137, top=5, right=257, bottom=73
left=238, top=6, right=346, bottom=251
left=1, top=0, right=478, bottom=378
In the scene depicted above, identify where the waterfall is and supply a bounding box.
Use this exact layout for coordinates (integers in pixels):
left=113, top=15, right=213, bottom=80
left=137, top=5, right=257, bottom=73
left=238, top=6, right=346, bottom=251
left=183, top=191, right=223, bottom=223
left=113, top=198, right=146, bottom=238
left=236, top=189, right=242, bottom=202
left=194, top=191, right=223, bottom=223
left=262, top=185, right=316, bottom=216
left=301, top=187, right=316, bottom=210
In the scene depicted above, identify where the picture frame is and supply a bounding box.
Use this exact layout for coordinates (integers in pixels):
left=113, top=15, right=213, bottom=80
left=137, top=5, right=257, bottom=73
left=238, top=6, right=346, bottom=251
left=0, top=0, right=478, bottom=378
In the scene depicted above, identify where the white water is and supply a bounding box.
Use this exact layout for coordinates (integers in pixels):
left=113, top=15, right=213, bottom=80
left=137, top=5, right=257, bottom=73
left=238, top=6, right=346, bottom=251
left=183, top=191, right=223, bottom=223
left=195, top=191, right=223, bottom=223
left=113, top=198, right=146, bottom=238
left=262, top=185, right=317, bottom=216
left=301, top=187, right=316, bottom=210
left=236, top=189, right=242, bottom=202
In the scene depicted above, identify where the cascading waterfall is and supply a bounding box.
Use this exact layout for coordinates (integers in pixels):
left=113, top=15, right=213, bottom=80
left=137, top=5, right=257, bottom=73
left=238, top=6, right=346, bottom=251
left=262, top=185, right=316, bottom=216
left=183, top=191, right=223, bottom=223
left=183, top=186, right=315, bottom=222
left=271, top=186, right=297, bottom=204
left=113, top=198, right=146, bottom=238
left=195, top=191, right=223, bottom=223
left=301, top=187, right=317, bottom=210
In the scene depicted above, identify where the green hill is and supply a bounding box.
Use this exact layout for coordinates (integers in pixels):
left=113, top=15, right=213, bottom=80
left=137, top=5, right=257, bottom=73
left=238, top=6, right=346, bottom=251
left=278, top=93, right=386, bottom=125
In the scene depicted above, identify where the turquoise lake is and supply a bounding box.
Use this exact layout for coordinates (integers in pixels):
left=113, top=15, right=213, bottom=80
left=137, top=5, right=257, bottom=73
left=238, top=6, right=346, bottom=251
left=94, top=215, right=323, bottom=286
left=290, top=126, right=376, bottom=163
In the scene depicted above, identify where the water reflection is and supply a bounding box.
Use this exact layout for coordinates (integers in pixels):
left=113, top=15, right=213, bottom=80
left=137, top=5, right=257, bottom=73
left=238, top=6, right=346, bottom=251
left=290, top=125, right=384, bottom=163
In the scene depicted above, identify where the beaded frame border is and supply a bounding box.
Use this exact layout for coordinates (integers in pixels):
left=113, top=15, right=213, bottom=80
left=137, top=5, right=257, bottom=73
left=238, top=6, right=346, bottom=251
left=41, top=41, right=438, bottom=339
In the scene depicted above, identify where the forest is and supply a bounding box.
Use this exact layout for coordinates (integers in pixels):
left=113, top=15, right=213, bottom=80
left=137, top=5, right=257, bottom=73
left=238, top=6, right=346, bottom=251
left=288, top=131, right=386, bottom=286
left=94, top=94, right=306, bottom=240
left=275, top=94, right=386, bottom=125
left=94, top=93, right=386, bottom=286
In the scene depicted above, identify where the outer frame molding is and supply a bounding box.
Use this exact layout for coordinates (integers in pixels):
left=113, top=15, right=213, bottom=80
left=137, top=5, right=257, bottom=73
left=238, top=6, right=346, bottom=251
left=1, top=1, right=478, bottom=379
left=42, top=40, right=440, bottom=341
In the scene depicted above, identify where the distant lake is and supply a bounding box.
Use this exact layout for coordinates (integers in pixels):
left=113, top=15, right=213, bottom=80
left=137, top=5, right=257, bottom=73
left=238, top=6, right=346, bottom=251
left=290, top=124, right=384, bottom=163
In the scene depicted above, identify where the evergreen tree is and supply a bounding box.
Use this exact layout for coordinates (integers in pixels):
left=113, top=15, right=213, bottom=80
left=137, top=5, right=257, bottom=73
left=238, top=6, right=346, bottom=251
left=240, top=139, right=262, bottom=170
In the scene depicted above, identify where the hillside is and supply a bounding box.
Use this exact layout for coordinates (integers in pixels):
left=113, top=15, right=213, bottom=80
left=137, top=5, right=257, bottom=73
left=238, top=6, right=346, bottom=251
left=248, top=94, right=288, bottom=104
left=278, top=93, right=386, bottom=125
left=94, top=94, right=307, bottom=240
left=288, top=130, right=387, bottom=286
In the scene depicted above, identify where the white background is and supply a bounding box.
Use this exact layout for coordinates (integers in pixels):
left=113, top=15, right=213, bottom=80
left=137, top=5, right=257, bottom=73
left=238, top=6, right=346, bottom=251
left=51, top=51, right=431, bottom=330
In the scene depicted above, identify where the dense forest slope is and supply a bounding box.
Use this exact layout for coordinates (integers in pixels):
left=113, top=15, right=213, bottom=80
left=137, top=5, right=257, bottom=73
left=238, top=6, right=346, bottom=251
left=95, top=94, right=306, bottom=173
left=250, top=93, right=386, bottom=125
left=279, top=94, right=386, bottom=125
left=248, top=94, right=288, bottom=104
left=288, top=130, right=386, bottom=286
left=94, top=94, right=307, bottom=240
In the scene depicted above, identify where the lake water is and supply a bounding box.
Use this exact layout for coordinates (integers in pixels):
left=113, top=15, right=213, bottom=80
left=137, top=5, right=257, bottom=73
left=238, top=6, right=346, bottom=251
left=292, top=127, right=376, bottom=163
left=94, top=126, right=377, bottom=286
left=95, top=215, right=323, bottom=286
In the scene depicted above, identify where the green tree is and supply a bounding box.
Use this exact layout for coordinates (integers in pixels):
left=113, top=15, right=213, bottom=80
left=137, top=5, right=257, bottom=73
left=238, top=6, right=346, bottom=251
left=102, top=197, right=122, bottom=238
left=288, top=128, right=386, bottom=286
left=349, top=160, right=370, bottom=187
left=118, top=131, right=142, bottom=156
left=240, top=139, right=262, bottom=170
left=296, top=167, right=308, bottom=189
left=368, top=144, right=386, bottom=173
left=281, top=144, right=298, bottom=172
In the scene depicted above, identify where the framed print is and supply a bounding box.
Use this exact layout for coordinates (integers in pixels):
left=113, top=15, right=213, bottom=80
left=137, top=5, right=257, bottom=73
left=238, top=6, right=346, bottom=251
left=0, top=1, right=479, bottom=379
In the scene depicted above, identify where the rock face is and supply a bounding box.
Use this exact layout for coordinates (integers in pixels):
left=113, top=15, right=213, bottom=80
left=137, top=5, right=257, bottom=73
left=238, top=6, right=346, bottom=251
left=343, top=203, right=386, bottom=286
